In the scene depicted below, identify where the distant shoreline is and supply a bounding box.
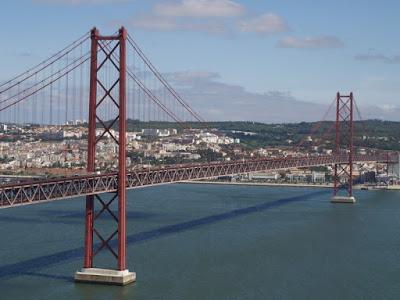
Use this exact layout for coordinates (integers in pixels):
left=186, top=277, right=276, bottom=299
left=178, top=181, right=400, bottom=191
left=179, top=181, right=334, bottom=189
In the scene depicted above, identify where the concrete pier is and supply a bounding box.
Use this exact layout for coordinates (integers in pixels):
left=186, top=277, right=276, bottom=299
left=331, top=196, right=356, bottom=204
left=388, top=153, right=400, bottom=179
left=75, top=268, right=136, bottom=285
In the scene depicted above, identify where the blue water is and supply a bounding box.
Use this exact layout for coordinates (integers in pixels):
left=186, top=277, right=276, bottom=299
left=1, top=184, right=400, bottom=299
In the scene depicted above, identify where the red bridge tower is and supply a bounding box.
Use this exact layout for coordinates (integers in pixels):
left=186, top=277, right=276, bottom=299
left=332, top=92, right=356, bottom=203
left=74, top=27, right=135, bottom=285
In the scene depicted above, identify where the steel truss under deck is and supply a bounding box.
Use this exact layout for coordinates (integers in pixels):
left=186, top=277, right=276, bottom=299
left=0, top=153, right=395, bottom=209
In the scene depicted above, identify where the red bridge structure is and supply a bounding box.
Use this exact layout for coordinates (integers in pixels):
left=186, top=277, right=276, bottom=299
left=0, top=27, right=398, bottom=285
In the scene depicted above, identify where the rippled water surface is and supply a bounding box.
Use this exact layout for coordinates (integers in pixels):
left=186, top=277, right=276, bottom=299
left=1, top=184, right=400, bottom=299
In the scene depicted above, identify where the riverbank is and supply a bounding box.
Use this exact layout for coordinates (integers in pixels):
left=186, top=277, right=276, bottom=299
left=178, top=181, right=400, bottom=190
left=179, top=181, right=334, bottom=189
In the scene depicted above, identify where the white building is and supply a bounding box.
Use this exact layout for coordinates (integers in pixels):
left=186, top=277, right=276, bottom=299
left=142, top=129, right=172, bottom=137
left=312, top=171, right=326, bottom=183
left=199, top=132, right=219, bottom=144
left=63, top=130, right=83, bottom=139
left=249, top=172, right=280, bottom=181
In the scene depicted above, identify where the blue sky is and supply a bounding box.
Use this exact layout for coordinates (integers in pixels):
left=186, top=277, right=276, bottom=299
left=1, top=0, right=399, bottom=121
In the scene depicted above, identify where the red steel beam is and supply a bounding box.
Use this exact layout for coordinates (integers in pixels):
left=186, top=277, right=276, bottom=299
left=333, top=92, right=355, bottom=197
left=84, top=27, right=99, bottom=269
left=349, top=92, right=354, bottom=196
left=118, top=26, right=127, bottom=271
left=80, top=27, right=129, bottom=271
left=0, top=154, right=395, bottom=209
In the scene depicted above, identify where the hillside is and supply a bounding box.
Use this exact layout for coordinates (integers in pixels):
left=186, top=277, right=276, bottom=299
left=126, top=119, right=400, bottom=151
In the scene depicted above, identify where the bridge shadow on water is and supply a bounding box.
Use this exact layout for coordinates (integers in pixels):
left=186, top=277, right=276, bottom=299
left=0, top=190, right=327, bottom=283
left=0, top=211, right=158, bottom=226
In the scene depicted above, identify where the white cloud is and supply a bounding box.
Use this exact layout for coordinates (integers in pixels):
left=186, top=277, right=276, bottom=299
left=131, top=16, right=227, bottom=34
left=168, top=70, right=329, bottom=122
left=169, top=71, right=221, bottom=84
left=278, top=35, right=344, bottom=49
left=34, top=0, right=127, bottom=4
left=128, top=0, right=245, bottom=33
left=237, top=13, right=288, bottom=34
left=131, top=16, right=178, bottom=31
left=355, top=53, right=400, bottom=64
left=154, top=0, right=245, bottom=18
left=167, top=70, right=400, bottom=122
left=116, top=1, right=290, bottom=36
left=378, top=104, right=397, bottom=113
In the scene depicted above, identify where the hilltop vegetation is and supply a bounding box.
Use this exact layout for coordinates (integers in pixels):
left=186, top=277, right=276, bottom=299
left=126, top=119, right=400, bottom=151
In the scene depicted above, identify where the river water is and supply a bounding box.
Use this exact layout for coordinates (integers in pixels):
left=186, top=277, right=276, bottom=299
left=0, top=184, right=400, bottom=299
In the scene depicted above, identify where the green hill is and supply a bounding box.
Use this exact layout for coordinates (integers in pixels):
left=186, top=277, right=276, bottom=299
left=126, top=119, right=400, bottom=151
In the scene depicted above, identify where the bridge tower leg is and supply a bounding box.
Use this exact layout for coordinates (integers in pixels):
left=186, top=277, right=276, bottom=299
left=387, top=153, right=400, bottom=184
left=75, top=27, right=135, bottom=285
left=331, top=92, right=356, bottom=203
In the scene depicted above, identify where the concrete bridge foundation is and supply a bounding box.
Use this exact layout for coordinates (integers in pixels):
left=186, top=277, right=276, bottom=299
left=387, top=153, right=400, bottom=180
left=75, top=268, right=136, bottom=286
left=331, top=196, right=356, bottom=204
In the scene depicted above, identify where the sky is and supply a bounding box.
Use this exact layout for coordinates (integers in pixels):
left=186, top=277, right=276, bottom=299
left=0, top=0, right=399, bottom=122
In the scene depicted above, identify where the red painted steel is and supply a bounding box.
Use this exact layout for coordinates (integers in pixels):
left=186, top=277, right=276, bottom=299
left=349, top=93, right=354, bottom=195
left=0, top=154, right=395, bottom=209
left=79, top=27, right=129, bottom=271
left=333, top=92, right=355, bottom=197
left=118, top=26, right=127, bottom=271
left=84, top=27, right=98, bottom=269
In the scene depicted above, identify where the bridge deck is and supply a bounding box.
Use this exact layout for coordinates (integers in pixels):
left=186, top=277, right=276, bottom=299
left=0, top=154, right=395, bottom=209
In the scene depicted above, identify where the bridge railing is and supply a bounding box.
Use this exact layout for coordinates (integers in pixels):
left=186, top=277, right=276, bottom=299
left=0, top=153, right=396, bottom=209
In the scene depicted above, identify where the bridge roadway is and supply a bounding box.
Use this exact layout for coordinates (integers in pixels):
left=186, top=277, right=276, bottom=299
left=0, top=154, right=395, bottom=209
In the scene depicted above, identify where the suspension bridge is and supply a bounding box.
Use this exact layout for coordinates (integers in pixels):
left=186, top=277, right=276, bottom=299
left=0, top=27, right=398, bottom=285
